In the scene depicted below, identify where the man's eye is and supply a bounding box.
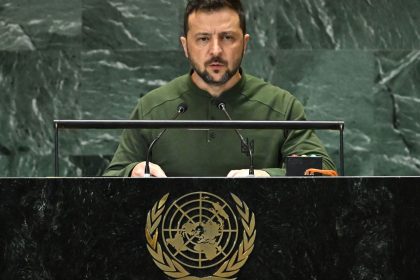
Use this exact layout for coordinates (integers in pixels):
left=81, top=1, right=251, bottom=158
left=198, top=37, right=209, bottom=42
left=223, top=35, right=234, bottom=40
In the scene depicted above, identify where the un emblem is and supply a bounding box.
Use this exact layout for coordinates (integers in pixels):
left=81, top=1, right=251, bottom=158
left=145, top=192, right=256, bottom=280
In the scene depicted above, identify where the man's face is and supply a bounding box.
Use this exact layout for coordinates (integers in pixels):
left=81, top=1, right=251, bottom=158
left=181, top=8, right=249, bottom=86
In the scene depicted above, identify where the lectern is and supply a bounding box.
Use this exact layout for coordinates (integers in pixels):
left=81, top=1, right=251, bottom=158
left=1, top=177, right=419, bottom=279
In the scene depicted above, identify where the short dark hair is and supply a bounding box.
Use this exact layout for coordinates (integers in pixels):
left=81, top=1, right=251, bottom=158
left=183, top=0, right=246, bottom=36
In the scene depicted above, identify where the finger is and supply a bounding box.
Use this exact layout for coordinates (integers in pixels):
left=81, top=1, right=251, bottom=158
left=234, top=169, right=249, bottom=177
left=234, top=169, right=254, bottom=177
left=131, top=162, right=146, bottom=177
left=255, top=170, right=270, bottom=177
left=227, top=170, right=239, bottom=178
left=150, top=163, right=167, bottom=178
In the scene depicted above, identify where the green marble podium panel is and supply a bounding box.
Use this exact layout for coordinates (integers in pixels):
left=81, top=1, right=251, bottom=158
left=0, top=0, right=419, bottom=176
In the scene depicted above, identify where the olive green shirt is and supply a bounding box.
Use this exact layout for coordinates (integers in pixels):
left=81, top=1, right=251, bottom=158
left=104, top=73, right=335, bottom=177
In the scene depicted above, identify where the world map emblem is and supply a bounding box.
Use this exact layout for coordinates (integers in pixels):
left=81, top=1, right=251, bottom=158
left=145, top=192, right=256, bottom=280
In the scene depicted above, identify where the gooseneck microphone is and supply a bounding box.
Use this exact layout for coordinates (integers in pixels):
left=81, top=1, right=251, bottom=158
left=144, top=103, right=188, bottom=177
left=216, top=101, right=255, bottom=176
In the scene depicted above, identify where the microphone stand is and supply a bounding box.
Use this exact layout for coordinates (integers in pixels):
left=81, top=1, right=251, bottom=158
left=217, top=102, right=255, bottom=177
left=144, top=103, right=188, bottom=177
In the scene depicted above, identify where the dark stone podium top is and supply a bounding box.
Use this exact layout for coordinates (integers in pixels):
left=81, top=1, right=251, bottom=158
left=0, top=177, right=419, bottom=279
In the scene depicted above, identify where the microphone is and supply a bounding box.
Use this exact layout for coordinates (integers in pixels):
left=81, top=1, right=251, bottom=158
left=216, top=101, right=255, bottom=177
left=144, top=103, right=188, bottom=177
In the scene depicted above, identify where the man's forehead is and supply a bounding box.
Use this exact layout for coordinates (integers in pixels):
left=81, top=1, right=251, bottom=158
left=187, top=8, right=241, bottom=34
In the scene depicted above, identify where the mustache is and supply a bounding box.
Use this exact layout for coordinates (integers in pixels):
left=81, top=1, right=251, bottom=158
left=205, top=57, right=228, bottom=66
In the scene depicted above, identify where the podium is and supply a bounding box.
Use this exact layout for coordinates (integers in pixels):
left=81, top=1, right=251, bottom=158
left=1, top=177, right=419, bottom=279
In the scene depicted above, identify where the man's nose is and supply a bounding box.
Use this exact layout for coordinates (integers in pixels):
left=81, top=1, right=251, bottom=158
left=209, top=38, right=222, bottom=56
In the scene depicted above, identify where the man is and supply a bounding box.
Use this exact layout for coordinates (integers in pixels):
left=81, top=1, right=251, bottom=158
left=104, top=0, right=335, bottom=177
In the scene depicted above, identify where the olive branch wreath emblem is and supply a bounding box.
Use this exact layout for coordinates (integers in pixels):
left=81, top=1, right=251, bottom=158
left=145, top=193, right=256, bottom=280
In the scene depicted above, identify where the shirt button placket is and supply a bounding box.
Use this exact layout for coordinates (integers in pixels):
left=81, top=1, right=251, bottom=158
left=207, top=100, right=216, bottom=142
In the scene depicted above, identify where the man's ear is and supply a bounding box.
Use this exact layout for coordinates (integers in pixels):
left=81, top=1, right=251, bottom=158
left=243, top=34, right=250, bottom=54
left=180, top=36, right=189, bottom=58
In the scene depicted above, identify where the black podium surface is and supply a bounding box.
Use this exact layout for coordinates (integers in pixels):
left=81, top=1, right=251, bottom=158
left=1, top=177, right=419, bottom=279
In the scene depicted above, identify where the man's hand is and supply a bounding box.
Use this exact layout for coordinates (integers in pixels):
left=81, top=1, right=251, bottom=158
left=131, top=161, right=167, bottom=177
left=227, top=169, right=270, bottom=178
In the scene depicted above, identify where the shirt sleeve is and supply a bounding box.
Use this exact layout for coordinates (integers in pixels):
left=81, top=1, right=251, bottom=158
left=102, top=101, right=149, bottom=177
left=263, top=98, right=336, bottom=176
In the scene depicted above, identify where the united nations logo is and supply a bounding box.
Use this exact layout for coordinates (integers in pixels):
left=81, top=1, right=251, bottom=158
left=145, top=192, right=256, bottom=280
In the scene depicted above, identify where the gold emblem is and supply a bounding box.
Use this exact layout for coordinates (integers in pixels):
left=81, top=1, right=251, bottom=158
left=145, top=192, right=256, bottom=280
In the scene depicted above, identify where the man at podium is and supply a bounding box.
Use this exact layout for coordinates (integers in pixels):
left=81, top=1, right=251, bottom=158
left=104, top=0, right=335, bottom=177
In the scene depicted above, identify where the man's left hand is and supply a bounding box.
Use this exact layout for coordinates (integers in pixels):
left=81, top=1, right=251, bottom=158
left=227, top=169, right=270, bottom=178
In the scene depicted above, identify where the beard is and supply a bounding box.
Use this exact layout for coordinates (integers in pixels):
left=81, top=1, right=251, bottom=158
left=187, top=50, right=244, bottom=86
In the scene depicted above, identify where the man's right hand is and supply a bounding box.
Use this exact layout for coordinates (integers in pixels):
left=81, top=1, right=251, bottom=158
left=131, top=161, right=167, bottom=177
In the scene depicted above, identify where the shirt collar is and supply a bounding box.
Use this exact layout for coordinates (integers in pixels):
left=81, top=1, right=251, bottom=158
left=187, top=68, right=246, bottom=102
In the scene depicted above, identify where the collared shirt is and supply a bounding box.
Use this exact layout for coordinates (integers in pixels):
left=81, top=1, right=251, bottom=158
left=104, top=72, right=335, bottom=177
